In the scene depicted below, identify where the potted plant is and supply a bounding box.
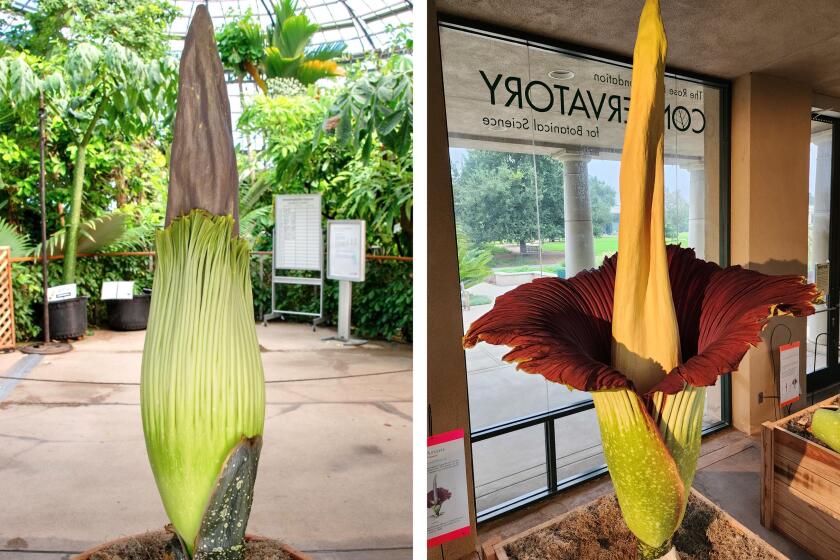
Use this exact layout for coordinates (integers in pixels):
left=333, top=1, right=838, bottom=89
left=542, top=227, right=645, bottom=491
left=463, top=1, right=818, bottom=558
left=34, top=213, right=132, bottom=339
left=105, top=288, right=152, bottom=331
left=73, top=6, right=311, bottom=557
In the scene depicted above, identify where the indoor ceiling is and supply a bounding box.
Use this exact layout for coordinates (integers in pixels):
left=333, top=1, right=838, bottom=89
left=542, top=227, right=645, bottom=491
left=435, top=0, right=840, bottom=99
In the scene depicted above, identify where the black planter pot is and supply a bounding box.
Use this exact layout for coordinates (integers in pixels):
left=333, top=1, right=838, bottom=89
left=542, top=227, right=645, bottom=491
left=106, top=294, right=151, bottom=331
left=35, top=296, right=89, bottom=340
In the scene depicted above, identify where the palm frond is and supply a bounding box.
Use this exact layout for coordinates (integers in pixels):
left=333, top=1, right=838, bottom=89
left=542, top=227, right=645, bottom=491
left=304, top=41, right=346, bottom=61
left=36, top=212, right=127, bottom=257
left=0, top=217, right=33, bottom=257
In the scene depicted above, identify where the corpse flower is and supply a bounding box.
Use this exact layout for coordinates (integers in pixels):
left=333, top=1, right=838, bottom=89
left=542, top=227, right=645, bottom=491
left=427, top=476, right=453, bottom=517
left=463, top=1, right=817, bottom=559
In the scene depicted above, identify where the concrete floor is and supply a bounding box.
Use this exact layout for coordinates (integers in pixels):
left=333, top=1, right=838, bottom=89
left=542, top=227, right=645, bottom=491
left=0, top=324, right=412, bottom=560
left=479, top=428, right=815, bottom=560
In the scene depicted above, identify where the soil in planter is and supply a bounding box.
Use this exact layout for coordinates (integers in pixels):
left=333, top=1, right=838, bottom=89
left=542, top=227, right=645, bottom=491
left=85, top=530, right=293, bottom=560
left=503, top=494, right=779, bottom=560
left=785, top=396, right=840, bottom=450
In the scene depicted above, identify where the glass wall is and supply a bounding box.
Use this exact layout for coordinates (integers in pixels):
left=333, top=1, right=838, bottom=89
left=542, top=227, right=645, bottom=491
left=807, top=118, right=835, bottom=375
left=440, top=22, right=729, bottom=519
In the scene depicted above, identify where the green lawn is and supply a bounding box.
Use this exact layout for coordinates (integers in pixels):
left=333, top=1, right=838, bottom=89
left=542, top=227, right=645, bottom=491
left=541, top=232, right=688, bottom=258
left=494, top=264, right=563, bottom=274
left=488, top=232, right=690, bottom=278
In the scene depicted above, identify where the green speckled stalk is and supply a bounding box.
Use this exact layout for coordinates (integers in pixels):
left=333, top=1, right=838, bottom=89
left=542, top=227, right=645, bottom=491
left=812, top=408, right=840, bottom=453
left=141, top=211, right=265, bottom=556
left=592, top=386, right=705, bottom=552
left=638, top=539, right=674, bottom=560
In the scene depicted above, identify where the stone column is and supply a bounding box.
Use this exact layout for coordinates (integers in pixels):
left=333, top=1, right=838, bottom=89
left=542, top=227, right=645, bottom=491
left=809, top=129, right=832, bottom=345
left=554, top=150, right=594, bottom=277
left=683, top=161, right=706, bottom=259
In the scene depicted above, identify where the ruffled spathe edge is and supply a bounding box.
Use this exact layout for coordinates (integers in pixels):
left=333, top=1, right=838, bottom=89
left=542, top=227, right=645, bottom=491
left=463, top=246, right=819, bottom=396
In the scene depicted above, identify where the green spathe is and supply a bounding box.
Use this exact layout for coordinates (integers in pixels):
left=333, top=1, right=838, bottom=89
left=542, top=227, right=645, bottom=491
left=141, top=210, right=265, bottom=553
left=812, top=408, right=840, bottom=454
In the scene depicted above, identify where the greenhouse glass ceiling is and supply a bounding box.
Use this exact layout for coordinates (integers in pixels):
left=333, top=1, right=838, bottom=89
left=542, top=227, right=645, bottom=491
left=8, top=0, right=412, bottom=140
left=10, top=0, right=412, bottom=55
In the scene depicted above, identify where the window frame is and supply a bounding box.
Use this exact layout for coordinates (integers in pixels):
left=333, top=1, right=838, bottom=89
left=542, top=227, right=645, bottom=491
left=807, top=113, right=840, bottom=394
left=437, top=13, right=733, bottom=524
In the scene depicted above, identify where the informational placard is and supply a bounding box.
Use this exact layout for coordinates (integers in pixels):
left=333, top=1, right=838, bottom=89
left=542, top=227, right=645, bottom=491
left=327, top=220, right=366, bottom=282
left=275, top=194, right=322, bottom=271
left=47, top=283, right=77, bottom=302
left=816, top=263, right=829, bottom=298
left=427, top=429, right=470, bottom=548
left=779, top=342, right=801, bottom=407
left=101, top=281, right=134, bottom=300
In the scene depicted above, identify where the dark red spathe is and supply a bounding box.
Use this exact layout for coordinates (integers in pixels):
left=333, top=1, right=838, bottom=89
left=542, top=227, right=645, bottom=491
left=463, top=246, right=818, bottom=396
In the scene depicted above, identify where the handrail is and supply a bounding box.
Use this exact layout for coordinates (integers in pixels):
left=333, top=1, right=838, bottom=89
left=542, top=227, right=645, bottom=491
left=11, top=251, right=412, bottom=263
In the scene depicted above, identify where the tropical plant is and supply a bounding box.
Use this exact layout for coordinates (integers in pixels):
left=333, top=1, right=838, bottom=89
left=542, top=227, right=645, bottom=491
left=0, top=42, right=176, bottom=285
left=320, top=47, right=412, bottom=159
left=141, top=8, right=264, bottom=558
left=262, top=0, right=346, bottom=87
left=462, top=2, right=818, bottom=559
left=3, top=0, right=178, bottom=60
left=457, top=231, right=491, bottom=288
left=0, top=4, right=176, bottom=287
left=0, top=216, right=33, bottom=257
left=37, top=211, right=126, bottom=257
left=216, top=8, right=266, bottom=91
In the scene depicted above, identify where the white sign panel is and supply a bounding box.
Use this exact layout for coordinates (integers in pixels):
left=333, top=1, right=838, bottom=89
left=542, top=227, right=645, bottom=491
left=275, top=194, right=322, bottom=271
left=427, top=429, right=471, bottom=547
left=779, top=342, right=801, bottom=407
left=47, top=283, right=77, bottom=302
left=327, top=220, right=366, bottom=282
left=101, top=281, right=134, bottom=300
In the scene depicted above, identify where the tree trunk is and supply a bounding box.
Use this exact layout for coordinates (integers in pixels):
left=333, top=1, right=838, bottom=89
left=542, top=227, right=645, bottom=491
left=244, top=60, right=267, bottom=94
left=520, top=239, right=526, bottom=254
left=62, top=98, right=107, bottom=284
left=115, top=166, right=126, bottom=207
left=62, top=143, right=87, bottom=284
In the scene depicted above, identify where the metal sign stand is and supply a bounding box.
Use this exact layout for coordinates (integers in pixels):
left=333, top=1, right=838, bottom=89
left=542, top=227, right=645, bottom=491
left=327, top=279, right=366, bottom=346
left=262, top=195, right=324, bottom=331
left=322, top=220, right=367, bottom=346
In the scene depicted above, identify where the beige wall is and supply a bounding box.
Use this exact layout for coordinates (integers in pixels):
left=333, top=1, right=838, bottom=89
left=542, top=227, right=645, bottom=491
left=730, top=73, right=812, bottom=434
left=427, top=2, right=479, bottom=559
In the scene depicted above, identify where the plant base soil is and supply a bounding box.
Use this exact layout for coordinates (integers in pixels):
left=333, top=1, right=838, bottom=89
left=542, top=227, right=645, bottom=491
left=503, top=493, right=780, bottom=560
left=82, top=530, right=295, bottom=560
left=785, top=396, right=840, bottom=450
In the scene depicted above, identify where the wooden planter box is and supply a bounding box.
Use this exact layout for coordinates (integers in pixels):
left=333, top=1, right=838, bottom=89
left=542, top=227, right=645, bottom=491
left=761, top=395, right=840, bottom=560
left=489, top=489, right=787, bottom=560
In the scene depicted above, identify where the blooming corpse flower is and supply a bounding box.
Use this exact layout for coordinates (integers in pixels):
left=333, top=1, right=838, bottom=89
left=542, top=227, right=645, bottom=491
left=463, top=1, right=819, bottom=558
left=464, top=246, right=817, bottom=399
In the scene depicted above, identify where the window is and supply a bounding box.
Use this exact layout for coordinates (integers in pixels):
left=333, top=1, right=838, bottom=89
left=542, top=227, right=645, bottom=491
left=806, top=115, right=840, bottom=392
left=440, top=19, right=731, bottom=521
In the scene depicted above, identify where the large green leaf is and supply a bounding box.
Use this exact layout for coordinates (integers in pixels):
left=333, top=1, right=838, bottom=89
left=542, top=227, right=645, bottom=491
left=40, top=212, right=127, bottom=257
left=304, top=41, right=346, bottom=61
left=2, top=56, right=40, bottom=105
left=0, top=217, right=33, bottom=258
left=263, top=47, right=302, bottom=79
left=275, top=15, right=318, bottom=58
left=65, top=43, right=103, bottom=88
